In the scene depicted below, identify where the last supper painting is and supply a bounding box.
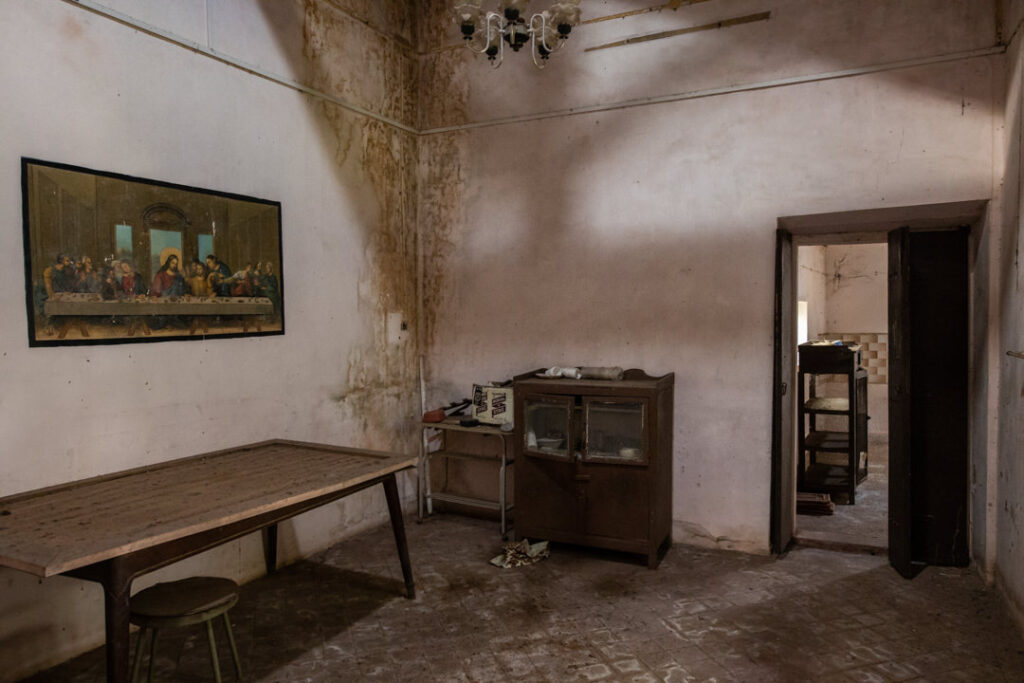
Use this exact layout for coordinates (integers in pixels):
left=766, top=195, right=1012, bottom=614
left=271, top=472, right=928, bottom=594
left=22, top=158, right=283, bottom=346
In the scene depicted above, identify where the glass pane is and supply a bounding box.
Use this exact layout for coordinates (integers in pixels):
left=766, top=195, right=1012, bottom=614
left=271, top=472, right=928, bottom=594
left=587, top=401, right=645, bottom=462
left=524, top=400, right=570, bottom=458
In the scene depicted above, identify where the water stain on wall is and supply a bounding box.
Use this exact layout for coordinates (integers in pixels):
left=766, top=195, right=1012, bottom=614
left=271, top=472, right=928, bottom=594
left=300, top=0, right=422, bottom=452
left=418, top=132, right=465, bottom=352
left=415, top=7, right=470, bottom=377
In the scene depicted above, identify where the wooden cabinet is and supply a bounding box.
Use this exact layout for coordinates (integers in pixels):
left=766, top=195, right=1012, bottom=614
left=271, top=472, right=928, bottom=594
left=797, top=343, right=868, bottom=503
left=512, top=369, right=673, bottom=568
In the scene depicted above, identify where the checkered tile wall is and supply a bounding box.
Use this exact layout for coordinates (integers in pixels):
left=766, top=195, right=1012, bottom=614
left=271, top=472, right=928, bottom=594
left=817, top=332, right=888, bottom=384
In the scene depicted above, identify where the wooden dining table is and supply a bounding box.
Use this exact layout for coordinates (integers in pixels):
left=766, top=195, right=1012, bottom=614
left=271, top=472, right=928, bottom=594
left=0, top=439, right=417, bottom=682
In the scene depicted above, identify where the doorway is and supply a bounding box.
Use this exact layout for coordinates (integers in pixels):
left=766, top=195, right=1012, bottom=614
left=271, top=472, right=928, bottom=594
left=791, top=242, right=889, bottom=551
left=770, top=200, right=986, bottom=573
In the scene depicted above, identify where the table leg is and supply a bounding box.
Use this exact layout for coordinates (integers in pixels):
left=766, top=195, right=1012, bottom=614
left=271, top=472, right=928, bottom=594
left=263, top=524, right=278, bottom=574
left=100, top=560, right=133, bottom=683
left=383, top=474, right=415, bottom=599
left=498, top=433, right=509, bottom=540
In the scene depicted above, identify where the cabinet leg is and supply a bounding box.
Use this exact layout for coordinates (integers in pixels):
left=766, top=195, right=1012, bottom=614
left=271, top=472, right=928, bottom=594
left=647, top=535, right=670, bottom=569
left=849, top=452, right=857, bottom=505
left=498, top=437, right=508, bottom=539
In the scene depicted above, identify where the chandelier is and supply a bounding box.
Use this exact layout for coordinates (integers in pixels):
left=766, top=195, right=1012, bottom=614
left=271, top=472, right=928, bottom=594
left=453, top=0, right=582, bottom=69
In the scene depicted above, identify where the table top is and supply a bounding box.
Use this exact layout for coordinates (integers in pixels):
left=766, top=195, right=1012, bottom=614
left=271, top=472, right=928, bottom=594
left=0, top=440, right=415, bottom=577
left=44, top=292, right=273, bottom=316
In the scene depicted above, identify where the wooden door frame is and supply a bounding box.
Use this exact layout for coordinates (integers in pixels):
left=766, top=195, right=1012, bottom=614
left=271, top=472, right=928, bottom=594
left=771, top=200, right=986, bottom=562
left=770, top=228, right=795, bottom=554
left=887, top=227, right=917, bottom=576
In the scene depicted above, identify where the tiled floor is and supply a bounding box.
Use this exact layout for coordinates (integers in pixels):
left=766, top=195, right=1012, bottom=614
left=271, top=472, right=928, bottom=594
left=28, top=512, right=1024, bottom=682
left=795, top=434, right=888, bottom=552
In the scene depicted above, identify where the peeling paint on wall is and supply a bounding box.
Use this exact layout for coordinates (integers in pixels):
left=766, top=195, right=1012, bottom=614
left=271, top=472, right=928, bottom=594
left=418, top=132, right=465, bottom=353
left=299, top=0, right=422, bottom=452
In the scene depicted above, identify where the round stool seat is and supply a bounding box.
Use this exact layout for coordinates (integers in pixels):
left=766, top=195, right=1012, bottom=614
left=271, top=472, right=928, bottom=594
left=129, top=576, right=242, bottom=682
left=131, top=577, right=238, bottom=621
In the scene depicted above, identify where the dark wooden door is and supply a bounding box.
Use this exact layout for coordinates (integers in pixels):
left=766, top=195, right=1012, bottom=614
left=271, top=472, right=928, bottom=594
left=771, top=228, right=796, bottom=554
left=888, top=227, right=916, bottom=577
left=888, top=227, right=969, bottom=577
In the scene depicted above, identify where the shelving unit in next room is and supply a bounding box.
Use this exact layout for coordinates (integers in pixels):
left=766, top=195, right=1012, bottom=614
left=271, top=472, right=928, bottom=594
left=797, top=342, right=868, bottom=504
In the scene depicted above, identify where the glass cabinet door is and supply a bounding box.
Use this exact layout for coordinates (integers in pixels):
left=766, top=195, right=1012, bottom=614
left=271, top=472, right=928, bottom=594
left=523, top=395, right=572, bottom=460
left=584, top=398, right=647, bottom=464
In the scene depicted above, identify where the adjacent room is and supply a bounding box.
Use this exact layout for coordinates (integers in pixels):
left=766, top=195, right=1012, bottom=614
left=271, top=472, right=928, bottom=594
left=2, top=1, right=1024, bottom=681
left=793, top=241, right=889, bottom=552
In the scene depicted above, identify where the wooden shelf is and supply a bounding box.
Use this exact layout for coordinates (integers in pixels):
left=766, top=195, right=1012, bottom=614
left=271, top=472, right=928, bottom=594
left=802, top=463, right=855, bottom=490
left=422, top=418, right=506, bottom=436
left=804, top=430, right=850, bottom=452
left=429, top=449, right=513, bottom=464
left=803, top=397, right=850, bottom=414
left=802, top=461, right=868, bottom=490
left=429, top=491, right=510, bottom=512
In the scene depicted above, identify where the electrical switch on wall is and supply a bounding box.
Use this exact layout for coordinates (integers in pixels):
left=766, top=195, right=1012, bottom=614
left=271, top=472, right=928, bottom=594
left=387, top=311, right=408, bottom=344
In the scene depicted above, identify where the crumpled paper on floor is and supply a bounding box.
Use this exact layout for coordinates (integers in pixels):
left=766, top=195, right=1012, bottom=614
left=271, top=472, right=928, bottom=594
left=489, top=539, right=550, bottom=568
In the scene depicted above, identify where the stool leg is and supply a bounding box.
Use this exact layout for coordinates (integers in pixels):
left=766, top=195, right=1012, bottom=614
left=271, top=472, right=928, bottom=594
left=130, top=627, right=147, bottom=683
left=223, top=613, right=242, bottom=679
left=206, top=619, right=223, bottom=683
left=146, top=628, right=159, bottom=683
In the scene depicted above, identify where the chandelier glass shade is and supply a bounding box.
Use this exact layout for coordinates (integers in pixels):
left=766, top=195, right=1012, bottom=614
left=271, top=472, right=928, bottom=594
left=453, top=0, right=582, bottom=68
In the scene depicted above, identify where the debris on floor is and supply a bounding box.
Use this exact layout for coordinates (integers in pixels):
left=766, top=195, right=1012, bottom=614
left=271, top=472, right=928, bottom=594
left=489, top=539, right=549, bottom=568
left=797, top=492, right=835, bottom=515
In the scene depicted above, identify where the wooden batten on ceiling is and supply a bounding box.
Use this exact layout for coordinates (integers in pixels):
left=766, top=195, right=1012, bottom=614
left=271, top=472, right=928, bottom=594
left=585, top=11, right=771, bottom=52
left=582, top=0, right=714, bottom=25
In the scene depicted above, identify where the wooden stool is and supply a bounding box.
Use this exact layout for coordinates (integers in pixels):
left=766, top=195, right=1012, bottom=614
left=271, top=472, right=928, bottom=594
left=130, top=576, right=242, bottom=682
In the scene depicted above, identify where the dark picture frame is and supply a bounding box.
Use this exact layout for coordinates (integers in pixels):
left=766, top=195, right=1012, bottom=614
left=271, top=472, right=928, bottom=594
left=21, top=158, right=284, bottom=346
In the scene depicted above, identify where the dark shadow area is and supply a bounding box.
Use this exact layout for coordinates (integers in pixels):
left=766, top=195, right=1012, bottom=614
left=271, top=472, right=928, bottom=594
left=23, top=562, right=403, bottom=683
left=794, top=433, right=889, bottom=553
left=23, top=513, right=1024, bottom=682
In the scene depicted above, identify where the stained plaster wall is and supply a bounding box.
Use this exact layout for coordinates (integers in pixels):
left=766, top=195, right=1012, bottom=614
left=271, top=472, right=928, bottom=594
left=994, top=0, right=1024, bottom=634
left=0, top=0, right=421, bottom=677
left=823, top=244, right=887, bottom=334
left=418, top=0, right=1001, bottom=553
left=796, top=246, right=826, bottom=344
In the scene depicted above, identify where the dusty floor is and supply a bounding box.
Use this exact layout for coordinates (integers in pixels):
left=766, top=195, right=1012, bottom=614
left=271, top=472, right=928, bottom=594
left=27, top=513, right=1024, bottom=682
left=794, top=434, right=889, bottom=552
